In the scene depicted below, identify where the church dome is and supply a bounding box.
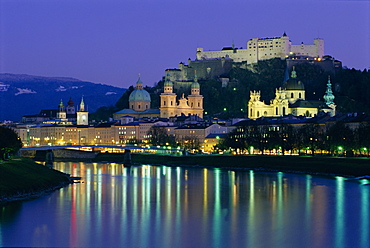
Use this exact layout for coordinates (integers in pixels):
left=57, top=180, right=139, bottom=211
left=283, top=69, right=305, bottom=90
left=129, top=78, right=151, bottom=102
left=164, top=79, right=173, bottom=87
left=191, top=81, right=200, bottom=89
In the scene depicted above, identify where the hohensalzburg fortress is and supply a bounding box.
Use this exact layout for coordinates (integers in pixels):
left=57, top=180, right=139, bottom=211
left=196, top=32, right=324, bottom=64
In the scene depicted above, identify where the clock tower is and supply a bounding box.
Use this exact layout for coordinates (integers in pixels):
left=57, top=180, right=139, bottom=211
left=77, top=96, right=89, bottom=125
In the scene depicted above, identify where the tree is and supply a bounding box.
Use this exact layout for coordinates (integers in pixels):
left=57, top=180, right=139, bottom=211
left=0, top=127, right=23, bottom=160
left=355, top=123, right=370, bottom=156
left=147, top=126, right=175, bottom=146
left=326, top=122, right=353, bottom=155
left=90, top=106, right=117, bottom=122
left=298, top=123, right=323, bottom=155
left=177, top=136, right=201, bottom=151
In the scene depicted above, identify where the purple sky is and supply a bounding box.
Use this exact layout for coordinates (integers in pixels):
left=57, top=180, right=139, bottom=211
left=1, top=0, right=369, bottom=88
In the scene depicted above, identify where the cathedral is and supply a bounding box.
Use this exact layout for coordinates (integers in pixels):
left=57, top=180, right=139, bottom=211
left=248, top=68, right=335, bottom=119
left=160, top=75, right=204, bottom=118
left=113, top=77, right=160, bottom=119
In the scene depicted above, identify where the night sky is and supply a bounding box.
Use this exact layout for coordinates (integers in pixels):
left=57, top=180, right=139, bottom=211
left=1, top=0, right=369, bottom=88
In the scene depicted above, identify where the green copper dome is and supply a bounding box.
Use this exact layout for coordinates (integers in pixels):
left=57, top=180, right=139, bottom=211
left=129, top=77, right=151, bottom=102
left=164, top=79, right=173, bottom=87
left=129, top=89, right=151, bottom=101
left=191, top=74, right=200, bottom=89
left=191, top=81, right=200, bottom=89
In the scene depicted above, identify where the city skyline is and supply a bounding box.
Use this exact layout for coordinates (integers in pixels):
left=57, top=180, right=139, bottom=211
left=1, top=0, right=369, bottom=88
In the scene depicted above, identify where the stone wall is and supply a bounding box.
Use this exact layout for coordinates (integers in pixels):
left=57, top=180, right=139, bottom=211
left=21, top=149, right=99, bottom=160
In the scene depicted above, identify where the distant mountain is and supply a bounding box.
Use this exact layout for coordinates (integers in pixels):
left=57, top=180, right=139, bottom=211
left=0, top=73, right=126, bottom=121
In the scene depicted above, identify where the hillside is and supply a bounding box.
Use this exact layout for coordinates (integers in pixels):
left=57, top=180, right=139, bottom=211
left=113, top=59, right=370, bottom=118
left=0, top=74, right=126, bottom=121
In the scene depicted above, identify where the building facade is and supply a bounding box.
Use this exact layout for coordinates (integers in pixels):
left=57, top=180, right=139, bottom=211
left=248, top=69, right=335, bottom=119
left=160, top=76, right=204, bottom=118
left=196, top=33, right=324, bottom=64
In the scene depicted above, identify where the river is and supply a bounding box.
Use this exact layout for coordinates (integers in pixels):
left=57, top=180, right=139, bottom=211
left=0, top=161, right=369, bottom=247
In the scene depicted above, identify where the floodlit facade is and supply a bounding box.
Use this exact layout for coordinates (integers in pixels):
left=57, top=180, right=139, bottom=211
left=248, top=69, right=335, bottom=119
left=196, top=32, right=324, bottom=64
left=160, top=76, right=204, bottom=118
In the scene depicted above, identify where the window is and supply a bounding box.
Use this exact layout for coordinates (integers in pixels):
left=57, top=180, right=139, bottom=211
left=164, top=101, right=166, bottom=106
left=276, top=107, right=278, bottom=115
left=299, top=93, right=302, bottom=98
left=291, top=93, right=294, bottom=98
left=171, top=101, right=173, bottom=106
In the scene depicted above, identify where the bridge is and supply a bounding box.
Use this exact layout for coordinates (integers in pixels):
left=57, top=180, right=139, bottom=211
left=20, top=145, right=182, bottom=160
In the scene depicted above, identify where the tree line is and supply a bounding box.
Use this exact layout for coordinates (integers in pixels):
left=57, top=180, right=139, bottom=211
left=218, top=121, right=370, bottom=156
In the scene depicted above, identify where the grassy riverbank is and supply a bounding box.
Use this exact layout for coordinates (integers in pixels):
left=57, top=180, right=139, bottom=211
left=0, top=158, right=71, bottom=203
left=94, top=153, right=370, bottom=177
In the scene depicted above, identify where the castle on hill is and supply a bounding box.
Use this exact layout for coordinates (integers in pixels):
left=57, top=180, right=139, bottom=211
left=165, top=33, right=327, bottom=90
left=196, top=32, right=324, bottom=64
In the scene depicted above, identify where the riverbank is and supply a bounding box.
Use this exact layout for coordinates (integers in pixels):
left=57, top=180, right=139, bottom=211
left=0, top=158, right=71, bottom=204
left=94, top=153, right=370, bottom=177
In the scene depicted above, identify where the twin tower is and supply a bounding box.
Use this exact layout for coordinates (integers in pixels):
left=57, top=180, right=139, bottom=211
left=160, top=75, right=204, bottom=118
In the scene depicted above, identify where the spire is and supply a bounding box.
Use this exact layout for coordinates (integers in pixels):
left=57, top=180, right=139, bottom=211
left=291, top=66, right=297, bottom=78
left=232, top=40, right=235, bottom=49
left=283, top=31, right=287, bottom=37
left=323, top=76, right=335, bottom=105
left=58, top=99, right=65, bottom=113
left=80, top=95, right=85, bottom=112
left=59, top=99, right=64, bottom=107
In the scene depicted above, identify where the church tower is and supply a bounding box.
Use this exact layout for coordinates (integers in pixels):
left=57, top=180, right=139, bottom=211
left=323, top=76, right=336, bottom=117
left=187, top=75, right=204, bottom=118
left=77, top=96, right=89, bottom=125
left=57, top=99, right=67, bottom=120
left=66, top=97, right=75, bottom=114
left=160, top=75, right=177, bottom=118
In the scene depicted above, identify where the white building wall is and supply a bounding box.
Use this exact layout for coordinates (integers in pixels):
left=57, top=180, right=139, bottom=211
left=196, top=35, right=323, bottom=64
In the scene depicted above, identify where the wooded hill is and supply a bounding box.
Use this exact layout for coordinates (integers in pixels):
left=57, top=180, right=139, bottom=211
left=93, top=59, right=370, bottom=120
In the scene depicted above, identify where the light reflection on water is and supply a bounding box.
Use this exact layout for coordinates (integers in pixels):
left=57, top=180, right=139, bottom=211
left=0, top=162, right=369, bottom=247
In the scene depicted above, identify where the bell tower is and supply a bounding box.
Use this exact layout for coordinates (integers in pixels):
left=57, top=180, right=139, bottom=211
left=187, top=75, right=204, bottom=118
left=160, top=74, right=177, bottom=118
left=57, top=99, right=66, bottom=120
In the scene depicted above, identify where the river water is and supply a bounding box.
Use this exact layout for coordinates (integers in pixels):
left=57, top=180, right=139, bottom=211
left=0, top=161, right=369, bottom=248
